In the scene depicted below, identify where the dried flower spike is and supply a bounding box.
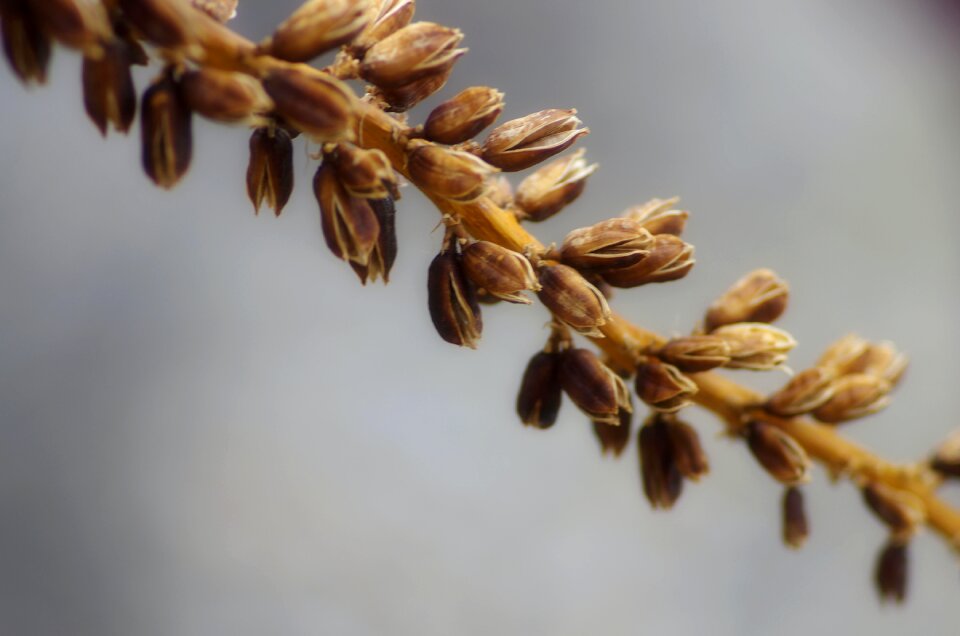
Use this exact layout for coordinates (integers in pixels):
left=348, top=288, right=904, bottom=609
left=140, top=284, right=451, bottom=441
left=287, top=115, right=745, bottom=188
left=482, top=109, right=589, bottom=172
left=246, top=127, right=294, bottom=216
left=140, top=69, right=193, bottom=189
left=424, top=86, right=504, bottom=145
left=427, top=239, right=482, bottom=348
left=782, top=486, right=809, bottom=549
left=704, top=269, right=789, bottom=332
left=461, top=241, right=540, bottom=304
left=514, top=149, right=597, bottom=222
left=536, top=263, right=611, bottom=337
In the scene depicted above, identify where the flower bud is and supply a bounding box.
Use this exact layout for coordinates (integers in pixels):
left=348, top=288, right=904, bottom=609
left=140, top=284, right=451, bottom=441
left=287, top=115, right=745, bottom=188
left=30, top=0, right=110, bottom=54
left=261, top=0, right=373, bottom=63
left=704, top=269, right=789, bottom=331
left=656, top=335, right=731, bottom=373
left=712, top=323, right=796, bottom=370
left=560, top=218, right=654, bottom=270
left=559, top=348, right=631, bottom=426
left=140, top=69, right=193, bottom=189
left=246, top=127, right=294, bottom=216
left=600, top=234, right=694, bottom=288
left=333, top=143, right=397, bottom=200
left=930, top=430, right=960, bottom=478
left=427, top=243, right=482, bottom=348
left=782, top=486, right=809, bottom=549
left=514, top=149, right=597, bottom=222
left=516, top=350, right=563, bottom=429
left=634, top=358, right=698, bottom=413
left=1, top=2, right=51, bottom=84
left=360, top=21, right=465, bottom=88
left=261, top=67, right=354, bottom=142
left=406, top=140, right=496, bottom=202
left=314, top=163, right=380, bottom=267
left=181, top=68, right=272, bottom=123
left=481, top=109, right=589, bottom=172
left=82, top=40, right=137, bottom=136
left=874, top=540, right=908, bottom=604
left=192, top=0, right=237, bottom=22
left=351, top=0, right=415, bottom=53
left=622, top=197, right=688, bottom=236
left=461, top=241, right=540, bottom=304
left=593, top=408, right=633, bottom=457
left=424, top=86, right=504, bottom=145
left=766, top=367, right=837, bottom=417
left=536, top=263, right=611, bottom=337
left=812, top=373, right=891, bottom=424
left=862, top=482, right=924, bottom=540
left=373, top=65, right=451, bottom=112
left=666, top=418, right=709, bottom=481
left=744, top=421, right=810, bottom=485
left=638, top=416, right=683, bottom=510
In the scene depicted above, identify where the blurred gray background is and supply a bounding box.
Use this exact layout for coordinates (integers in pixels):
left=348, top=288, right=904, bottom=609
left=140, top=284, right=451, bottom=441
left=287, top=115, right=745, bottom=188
left=2, top=1, right=960, bottom=634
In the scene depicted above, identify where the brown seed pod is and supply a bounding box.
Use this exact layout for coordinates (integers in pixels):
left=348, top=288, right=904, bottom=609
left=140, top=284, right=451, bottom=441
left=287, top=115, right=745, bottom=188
left=622, top=197, right=688, bottom=236
left=351, top=0, right=416, bottom=54
left=481, top=109, right=589, bottom=172
left=82, top=40, right=137, bottom=136
left=373, top=64, right=452, bottom=112
left=261, top=67, right=354, bottom=142
left=406, top=139, right=496, bottom=202
left=634, top=358, right=698, bottom=413
left=536, top=263, right=611, bottom=337
left=427, top=242, right=482, bottom=348
left=140, top=69, right=193, bottom=189
left=560, top=218, right=654, bottom=271
left=246, top=127, right=294, bottom=216
left=744, top=421, right=810, bottom=486
left=638, top=416, right=683, bottom=510
left=314, top=163, right=380, bottom=267
left=30, top=0, right=110, bottom=54
left=181, top=68, right=272, bottom=124
left=461, top=241, right=539, bottom=304
left=559, top=348, right=630, bottom=425
left=765, top=367, right=837, bottom=417
left=332, top=143, right=397, bottom=200
left=704, top=269, right=789, bottom=332
left=874, top=540, right=908, bottom=604
left=593, top=407, right=633, bottom=457
left=516, top=350, right=563, bottom=429
left=1, top=1, right=52, bottom=85
left=601, top=234, right=694, bottom=288
left=360, top=21, right=465, bottom=88
left=812, top=373, right=891, bottom=424
left=713, top=323, right=796, bottom=371
left=514, top=149, right=597, bottom=222
left=656, top=336, right=731, bottom=373
left=261, top=0, right=374, bottom=63
left=666, top=418, right=709, bottom=481
left=424, top=86, right=504, bottom=145
left=782, top=486, right=809, bottom=549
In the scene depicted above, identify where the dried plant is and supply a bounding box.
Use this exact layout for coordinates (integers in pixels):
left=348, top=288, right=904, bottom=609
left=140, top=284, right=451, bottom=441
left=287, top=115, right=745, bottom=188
left=3, top=0, right=958, bottom=605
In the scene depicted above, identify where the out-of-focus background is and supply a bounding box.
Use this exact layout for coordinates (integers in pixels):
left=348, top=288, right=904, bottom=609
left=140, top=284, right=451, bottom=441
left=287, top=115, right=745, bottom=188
left=2, top=1, right=960, bottom=634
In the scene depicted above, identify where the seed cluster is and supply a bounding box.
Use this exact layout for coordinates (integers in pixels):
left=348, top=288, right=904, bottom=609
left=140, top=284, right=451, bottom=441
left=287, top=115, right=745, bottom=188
left=3, top=0, right=959, bottom=606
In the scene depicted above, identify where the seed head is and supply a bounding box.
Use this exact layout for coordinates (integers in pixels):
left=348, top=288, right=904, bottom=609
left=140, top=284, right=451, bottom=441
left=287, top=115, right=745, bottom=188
left=766, top=367, right=837, bottom=417
left=601, top=234, right=694, bottom=288
left=261, top=67, right=354, bottom=142
left=713, top=323, right=796, bottom=370
left=246, top=127, right=294, bottom=216
left=812, top=373, right=891, bottom=424
left=622, top=197, right=688, bottom=236
left=360, top=21, right=465, bottom=88
left=181, top=68, right=272, bottom=124
left=744, top=421, right=810, bottom=486
left=82, top=40, right=137, bottom=136
left=481, top=109, right=589, bottom=172
left=424, top=86, right=504, bottom=145
left=406, top=140, right=496, bottom=202
left=516, top=350, right=564, bottom=429
left=461, top=241, right=540, bottom=304
left=352, top=0, right=416, bottom=53
left=261, top=0, right=374, bottom=63
left=634, top=358, right=698, bottom=413
left=704, top=269, right=789, bottom=331
left=559, top=348, right=631, bottom=426
left=140, top=69, right=193, bottom=189
left=656, top=335, right=731, bottom=373
left=427, top=242, right=482, bottom=348
left=536, top=263, right=611, bottom=337
left=560, top=218, right=654, bottom=270
left=782, top=486, right=809, bottom=549
left=514, top=149, right=597, bottom=222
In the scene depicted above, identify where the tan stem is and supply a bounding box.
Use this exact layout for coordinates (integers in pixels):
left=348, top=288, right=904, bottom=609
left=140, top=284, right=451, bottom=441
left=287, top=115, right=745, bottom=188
left=151, top=1, right=960, bottom=551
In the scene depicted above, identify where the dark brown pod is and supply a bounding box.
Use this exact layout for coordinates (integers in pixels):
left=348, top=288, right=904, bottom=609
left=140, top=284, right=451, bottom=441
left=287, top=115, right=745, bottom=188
left=82, top=40, right=137, bottom=136
left=367, top=197, right=398, bottom=284
left=782, top=486, right=809, bottom=549
left=593, top=408, right=632, bottom=457
left=424, top=86, right=504, bottom=145
left=744, top=421, right=810, bottom=486
left=516, top=350, right=563, bottom=429
left=1, top=1, right=51, bottom=84
left=261, top=67, right=354, bottom=142
left=665, top=418, right=709, bottom=481
left=634, top=358, right=697, bottom=413
left=427, top=246, right=482, bottom=348
left=140, top=69, right=192, bottom=189
left=638, top=417, right=683, bottom=510
left=246, top=127, right=294, bottom=216
left=314, top=163, right=380, bottom=267
left=558, top=348, right=629, bottom=425
left=874, top=540, right=908, bottom=604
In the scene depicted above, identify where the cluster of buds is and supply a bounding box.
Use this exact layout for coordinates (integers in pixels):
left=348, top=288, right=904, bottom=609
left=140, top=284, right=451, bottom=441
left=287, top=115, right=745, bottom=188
left=6, top=0, right=958, bottom=609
